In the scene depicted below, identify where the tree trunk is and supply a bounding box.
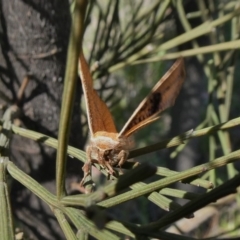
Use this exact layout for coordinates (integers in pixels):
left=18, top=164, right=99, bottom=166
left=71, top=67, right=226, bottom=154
left=0, top=1, right=82, bottom=239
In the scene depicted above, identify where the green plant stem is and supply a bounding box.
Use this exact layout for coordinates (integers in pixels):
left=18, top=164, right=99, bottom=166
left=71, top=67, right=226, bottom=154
left=98, top=149, right=240, bottom=208
left=0, top=108, right=16, bottom=240
left=7, top=161, right=60, bottom=208
left=140, top=173, right=240, bottom=231
left=1, top=115, right=240, bottom=164
left=129, top=116, right=240, bottom=158
left=53, top=208, right=77, bottom=240
left=64, top=207, right=120, bottom=240
left=107, top=0, right=171, bottom=73
left=132, top=40, right=240, bottom=63
left=0, top=158, right=14, bottom=240
left=56, top=0, right=87, bottom=199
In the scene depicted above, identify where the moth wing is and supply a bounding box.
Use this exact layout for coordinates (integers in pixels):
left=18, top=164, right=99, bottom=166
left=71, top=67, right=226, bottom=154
left=118, top=58, right=185, bottom=137
left=79, top=50, right=117, bottom=135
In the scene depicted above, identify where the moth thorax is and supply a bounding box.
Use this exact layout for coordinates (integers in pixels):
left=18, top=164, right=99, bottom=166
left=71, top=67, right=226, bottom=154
left=91, top=131, right=134, bottom=151
left=88, top=131, right=133, bottom=166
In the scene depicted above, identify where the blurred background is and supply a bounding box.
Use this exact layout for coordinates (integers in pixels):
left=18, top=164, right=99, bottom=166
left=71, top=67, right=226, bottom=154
left=1, top=0, right=240, bottom=239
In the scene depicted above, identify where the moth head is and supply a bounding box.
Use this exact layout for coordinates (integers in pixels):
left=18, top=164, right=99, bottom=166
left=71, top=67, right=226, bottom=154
left=97, top=148, right=110, bottom=162
left=97, top=147, right=129, bottom=167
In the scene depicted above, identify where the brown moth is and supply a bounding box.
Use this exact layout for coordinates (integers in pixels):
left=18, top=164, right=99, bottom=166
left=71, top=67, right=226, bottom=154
left=79, top=50, right=185, bottom=185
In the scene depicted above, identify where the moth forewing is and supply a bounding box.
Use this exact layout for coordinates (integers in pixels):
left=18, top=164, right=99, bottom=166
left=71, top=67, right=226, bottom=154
left=79, top=50, right=120, bottom=187
left=79, top=53, right=185, bottom=188
left=79, top=51, right=117, bottom=135
left=118, top=58, right=185, bottom=137
left=120, top=116, right=160, bottom=137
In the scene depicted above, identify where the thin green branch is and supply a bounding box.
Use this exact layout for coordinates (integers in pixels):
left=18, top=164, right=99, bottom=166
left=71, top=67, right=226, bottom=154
left=155, top=166, right=213, bottom=189
left=129, top=116, right=240, bottom=158
left=56, top=0, right=88, bottom=199
left=53, top=208, right=77, bottom=240
left=7, top=161, right=59, bottom=208
left=108, top=174, right=240, bottom=237
left=132, top=40, right=240, bottom=63
left=0, top=158, right=14, bottom=240
left=140, top=174, right=240, bottom=231
left=97, top=149, right=240, bottom=208
left=64, top=207, right=120, bottom=240
left=104, top=0, right=171, bottom=74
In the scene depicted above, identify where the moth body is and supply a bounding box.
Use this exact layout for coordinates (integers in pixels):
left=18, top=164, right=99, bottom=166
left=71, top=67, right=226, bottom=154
left=88, top=131, right=133, bottom=174
left=79, top=49, right=185, bottom=189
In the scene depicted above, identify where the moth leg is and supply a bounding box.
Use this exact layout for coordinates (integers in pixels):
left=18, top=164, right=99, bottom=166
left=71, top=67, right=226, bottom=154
left=117, top=150, right=128, bottom=174
left=104, top=161, right=116, bottom=180
left=104, top=161, right=114, bottom=175
left=80, top=146, right=92, bottom=186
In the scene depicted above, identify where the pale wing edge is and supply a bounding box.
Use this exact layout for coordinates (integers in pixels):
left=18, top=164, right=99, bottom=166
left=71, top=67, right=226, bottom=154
left=123, top=116, right=160, bottom=137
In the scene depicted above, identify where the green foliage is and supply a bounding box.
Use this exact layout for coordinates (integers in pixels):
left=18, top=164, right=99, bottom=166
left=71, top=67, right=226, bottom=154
left=1, top=0, right=240, bottom=239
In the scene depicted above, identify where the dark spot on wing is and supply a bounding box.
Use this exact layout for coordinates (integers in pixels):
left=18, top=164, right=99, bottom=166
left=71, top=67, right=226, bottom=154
left=148, top=92, right=161, bottom=115
left=165, top=85, right=170, bottom=92
left=124, top=92, right=162, bottom=131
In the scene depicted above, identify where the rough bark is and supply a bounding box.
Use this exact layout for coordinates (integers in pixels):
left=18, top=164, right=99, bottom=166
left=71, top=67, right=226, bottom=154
left=1, top=1, right=82, bottom=239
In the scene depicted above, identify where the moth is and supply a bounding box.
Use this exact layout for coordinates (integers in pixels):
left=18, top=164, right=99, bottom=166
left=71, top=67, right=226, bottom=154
left=79, top=50, right=185, bottom=185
